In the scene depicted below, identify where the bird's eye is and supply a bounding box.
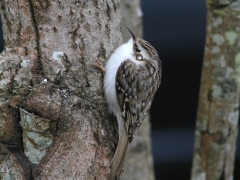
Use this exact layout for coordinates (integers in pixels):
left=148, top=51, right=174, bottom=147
left=136, top=48, right=141, bottom=52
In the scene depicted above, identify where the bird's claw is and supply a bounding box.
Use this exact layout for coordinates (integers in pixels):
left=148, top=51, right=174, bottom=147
left=93, top=59, right=106, bottom=75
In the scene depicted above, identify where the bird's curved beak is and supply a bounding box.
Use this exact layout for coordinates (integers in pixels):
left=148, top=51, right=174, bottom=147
left=125, top=27, right=136, bottom=41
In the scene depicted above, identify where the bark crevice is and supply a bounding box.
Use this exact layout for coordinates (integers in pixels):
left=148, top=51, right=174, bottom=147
left=28, top=0, right=44, bottom=82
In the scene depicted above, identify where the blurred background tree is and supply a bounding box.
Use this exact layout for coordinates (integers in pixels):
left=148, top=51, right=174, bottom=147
left=121, top=0, right=155, bottom=179
left=191, top=1, right=240, bottom=180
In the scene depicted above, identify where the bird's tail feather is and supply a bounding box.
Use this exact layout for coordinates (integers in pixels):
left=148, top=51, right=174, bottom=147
left=110, top=129, right=129, bottom=180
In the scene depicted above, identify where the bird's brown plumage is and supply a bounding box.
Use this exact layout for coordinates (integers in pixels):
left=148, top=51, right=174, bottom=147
left=116, top=59, right=161, bottom=142
left=110, top=127, right=129, bottom=179
left=110, top=56, right=161, bottom=179
left=106, top=28, right=162, bottom=179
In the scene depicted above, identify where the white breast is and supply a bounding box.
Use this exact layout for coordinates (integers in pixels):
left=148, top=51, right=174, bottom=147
left=104, top=38, right=134, bottom=134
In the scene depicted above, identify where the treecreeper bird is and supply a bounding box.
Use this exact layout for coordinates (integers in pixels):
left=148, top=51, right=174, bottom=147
left=95, top=27, right=162, bottom=179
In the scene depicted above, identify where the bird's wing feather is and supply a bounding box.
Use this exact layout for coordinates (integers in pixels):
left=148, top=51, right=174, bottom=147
left=116, top=60, right=161, bottom=143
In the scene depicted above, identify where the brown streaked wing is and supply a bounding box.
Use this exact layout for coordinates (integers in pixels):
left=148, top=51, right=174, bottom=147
left=115, top=60, right=161, bottom=143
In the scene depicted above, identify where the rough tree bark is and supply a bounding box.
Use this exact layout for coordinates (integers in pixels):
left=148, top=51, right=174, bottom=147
left=120, top=1, right=155, bottom=180
left=191, top=1, right=240, bottom=180
left=0, top=0, right=123, bottom=179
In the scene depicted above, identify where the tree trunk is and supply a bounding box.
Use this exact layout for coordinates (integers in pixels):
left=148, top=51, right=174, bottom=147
left=120, top=1, right=155, bottom=180
left=0, top=0, right=122, bottom=179
left=191, top=1, right=240, bottom=180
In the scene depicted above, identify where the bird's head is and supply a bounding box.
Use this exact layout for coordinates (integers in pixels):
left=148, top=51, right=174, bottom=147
left=126, top=27, right=159, bottom=61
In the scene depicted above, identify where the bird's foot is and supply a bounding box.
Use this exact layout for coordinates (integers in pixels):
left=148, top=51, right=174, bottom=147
left=93, top=59, right=106, bottom=75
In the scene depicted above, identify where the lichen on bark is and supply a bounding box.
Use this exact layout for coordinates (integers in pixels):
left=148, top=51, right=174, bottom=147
left=191, top=1, right=240, bottom=180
